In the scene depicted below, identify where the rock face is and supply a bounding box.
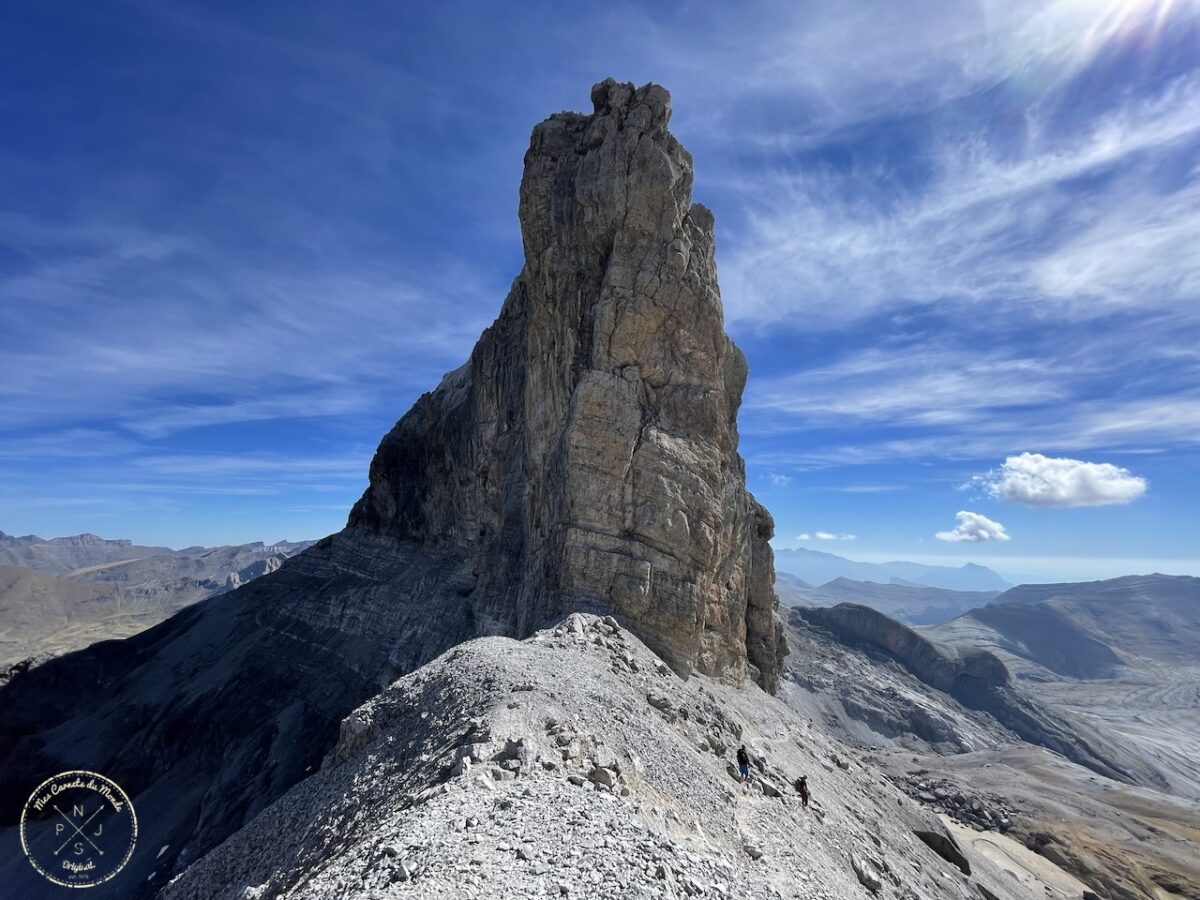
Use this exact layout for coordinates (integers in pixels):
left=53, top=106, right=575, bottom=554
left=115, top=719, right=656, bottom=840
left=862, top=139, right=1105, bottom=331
left=0, top=79, right=783, bottom=899
left=350, top=77, right=783, bottom=689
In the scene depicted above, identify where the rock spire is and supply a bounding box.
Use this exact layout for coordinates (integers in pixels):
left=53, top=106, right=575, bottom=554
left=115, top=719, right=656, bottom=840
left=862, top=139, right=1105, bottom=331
left=350, top=78, right=785, bottom=688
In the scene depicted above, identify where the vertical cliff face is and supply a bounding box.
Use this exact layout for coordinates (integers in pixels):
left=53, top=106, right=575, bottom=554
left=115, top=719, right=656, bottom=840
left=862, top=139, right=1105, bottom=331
left=350, top=79, right=785, bottom=688
left=0, top=80, right=784, bottom=900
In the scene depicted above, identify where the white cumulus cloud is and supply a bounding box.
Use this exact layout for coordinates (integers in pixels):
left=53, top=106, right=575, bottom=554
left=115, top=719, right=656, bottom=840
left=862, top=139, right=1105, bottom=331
left=979, top=452, right=1147, bottom=507
left=935, top=510, right=1010, bottom=543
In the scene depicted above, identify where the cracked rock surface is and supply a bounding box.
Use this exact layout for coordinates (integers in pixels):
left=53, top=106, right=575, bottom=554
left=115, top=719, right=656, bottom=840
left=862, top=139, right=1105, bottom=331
left=349, top=77, right=785, bottom=690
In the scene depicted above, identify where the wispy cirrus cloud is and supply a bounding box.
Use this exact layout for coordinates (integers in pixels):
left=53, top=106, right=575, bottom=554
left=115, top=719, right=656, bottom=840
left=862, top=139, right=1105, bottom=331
left=747, top=347, right=1070, bottom=428
left=720, top=70, right=1200, bottom=330
left=0, top=212, right=497, bottom=437
left=744, top=321, right=1200, bottom=467
left=2, top=0, right=1198, bottom=557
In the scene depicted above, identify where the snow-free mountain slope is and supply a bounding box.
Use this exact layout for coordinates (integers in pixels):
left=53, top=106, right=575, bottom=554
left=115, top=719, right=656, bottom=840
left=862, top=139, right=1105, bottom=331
left=0, top=530, right=173, bottom=575
left=0, top=79, right=784, bottom=899
left=162, top=614, right=1031, bottom=900
left=783, top=592, right=1200, bottom=899
left=0, top=538, right=315, bottom=667
left=926, top=574, right=1200, bottom=804
left=0, top=566, right=122, bottom=667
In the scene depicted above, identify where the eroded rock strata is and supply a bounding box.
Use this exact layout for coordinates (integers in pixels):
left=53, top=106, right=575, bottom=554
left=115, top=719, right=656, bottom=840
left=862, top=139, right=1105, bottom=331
left=350, top=78, right=784, bottom=688
left=0, top=79, right=783, bottom=899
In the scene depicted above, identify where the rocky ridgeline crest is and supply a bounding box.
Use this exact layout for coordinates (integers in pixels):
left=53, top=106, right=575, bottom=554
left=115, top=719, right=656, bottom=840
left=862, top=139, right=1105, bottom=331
left=161, top=613, right=999, bottom=900
left=349, top=77, right=785, bottom=689
left=0, top=80, right=786, bottom=898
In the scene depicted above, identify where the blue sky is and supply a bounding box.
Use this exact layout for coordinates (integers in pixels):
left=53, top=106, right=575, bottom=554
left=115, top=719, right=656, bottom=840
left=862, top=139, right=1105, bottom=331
left=2, top=0, right=1198, bottom=582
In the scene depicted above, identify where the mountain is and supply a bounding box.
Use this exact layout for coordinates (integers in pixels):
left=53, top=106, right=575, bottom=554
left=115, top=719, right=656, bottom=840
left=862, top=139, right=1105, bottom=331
left=777, top=577, right=1000, bottom=626
left=0, top=567, right=123, bottom=666
left=774, top=547, right=1010, bottom=592
left=0, top=530, right=173, bottom=575
left=0, top=79, right=784, bottom=899
left=2, top=78, right=1190, bottom=900
left=789, top=603, right=1160, bottom=787
left=782, top=603, right=1200, bottom=899
left=0, top=538, right=315, bottom=667
left=927, top=574, right=1200, bottom=679
left=158, top=612, right=1036, bottom=900
left=925, top=574, right=1200, bottom=803
left=772, top=571, right=812, bottom=607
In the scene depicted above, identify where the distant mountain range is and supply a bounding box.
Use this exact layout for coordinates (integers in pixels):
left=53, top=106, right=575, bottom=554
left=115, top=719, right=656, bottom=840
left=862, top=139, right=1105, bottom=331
left=0, top=530, right=173, bottom=575
left=779, top=576, right=1001, bottom=626
left=774, top=547, right=1011, bottom=592
left=925, top=573, right=1200, bottom=802
left=926, top=573, right=1200, bottom=680
left=0, top=531, right=314, bottom=667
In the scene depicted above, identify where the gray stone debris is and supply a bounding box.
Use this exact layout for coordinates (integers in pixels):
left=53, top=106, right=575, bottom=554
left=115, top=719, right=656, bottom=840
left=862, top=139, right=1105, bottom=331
left=851, top=854, right=883, bottom=894
left=161, top=612, right=1028, bottom=900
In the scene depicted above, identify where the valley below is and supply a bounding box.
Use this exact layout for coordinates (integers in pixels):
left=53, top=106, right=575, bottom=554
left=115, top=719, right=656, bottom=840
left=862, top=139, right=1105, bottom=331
left=783, top=574, right=1200, bottom=899
left=0, top=531, right=313, bottom=668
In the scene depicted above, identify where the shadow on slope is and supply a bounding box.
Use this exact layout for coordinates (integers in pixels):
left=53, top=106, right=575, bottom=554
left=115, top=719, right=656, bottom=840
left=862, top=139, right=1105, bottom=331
left=790, top=604, right=1166, bottom=791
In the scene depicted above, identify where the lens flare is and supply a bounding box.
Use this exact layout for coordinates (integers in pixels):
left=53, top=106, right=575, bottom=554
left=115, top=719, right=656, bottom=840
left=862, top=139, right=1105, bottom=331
left=1022, top=1, right=1178, bottom=63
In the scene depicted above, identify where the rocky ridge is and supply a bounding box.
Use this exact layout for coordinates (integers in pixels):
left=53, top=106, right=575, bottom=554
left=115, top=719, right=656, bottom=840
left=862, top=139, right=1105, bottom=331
left=0, top=79, right=784, bottom=898
left=162, top=613, right=1031, bottom=900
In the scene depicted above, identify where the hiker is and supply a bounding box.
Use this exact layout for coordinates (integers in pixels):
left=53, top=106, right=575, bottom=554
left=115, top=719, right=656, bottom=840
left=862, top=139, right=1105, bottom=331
left=737, top=745, right=751, bottom=781
left=794, top=775, right=810, bottom=807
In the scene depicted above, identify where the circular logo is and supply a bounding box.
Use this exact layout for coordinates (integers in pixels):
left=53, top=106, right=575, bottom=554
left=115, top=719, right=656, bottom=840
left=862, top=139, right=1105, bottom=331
left=20, top=771, right=138, bottom=889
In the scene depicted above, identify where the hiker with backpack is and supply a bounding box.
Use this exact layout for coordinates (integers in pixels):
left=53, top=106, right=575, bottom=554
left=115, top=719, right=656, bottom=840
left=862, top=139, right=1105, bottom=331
left=794, top=775, right=810, bottom=807
left=737, top=745, right=751, bottom=781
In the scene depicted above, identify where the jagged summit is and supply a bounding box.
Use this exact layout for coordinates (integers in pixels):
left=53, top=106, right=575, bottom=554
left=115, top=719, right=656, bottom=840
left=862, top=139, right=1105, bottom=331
left=349, top=77, right=784, bottom=689
left=0, top=80, right=785, bottom=899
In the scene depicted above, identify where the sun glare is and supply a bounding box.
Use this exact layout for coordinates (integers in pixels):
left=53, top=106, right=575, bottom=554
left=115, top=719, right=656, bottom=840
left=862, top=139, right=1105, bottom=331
left=1024, top=0, right=1192, bottom=61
